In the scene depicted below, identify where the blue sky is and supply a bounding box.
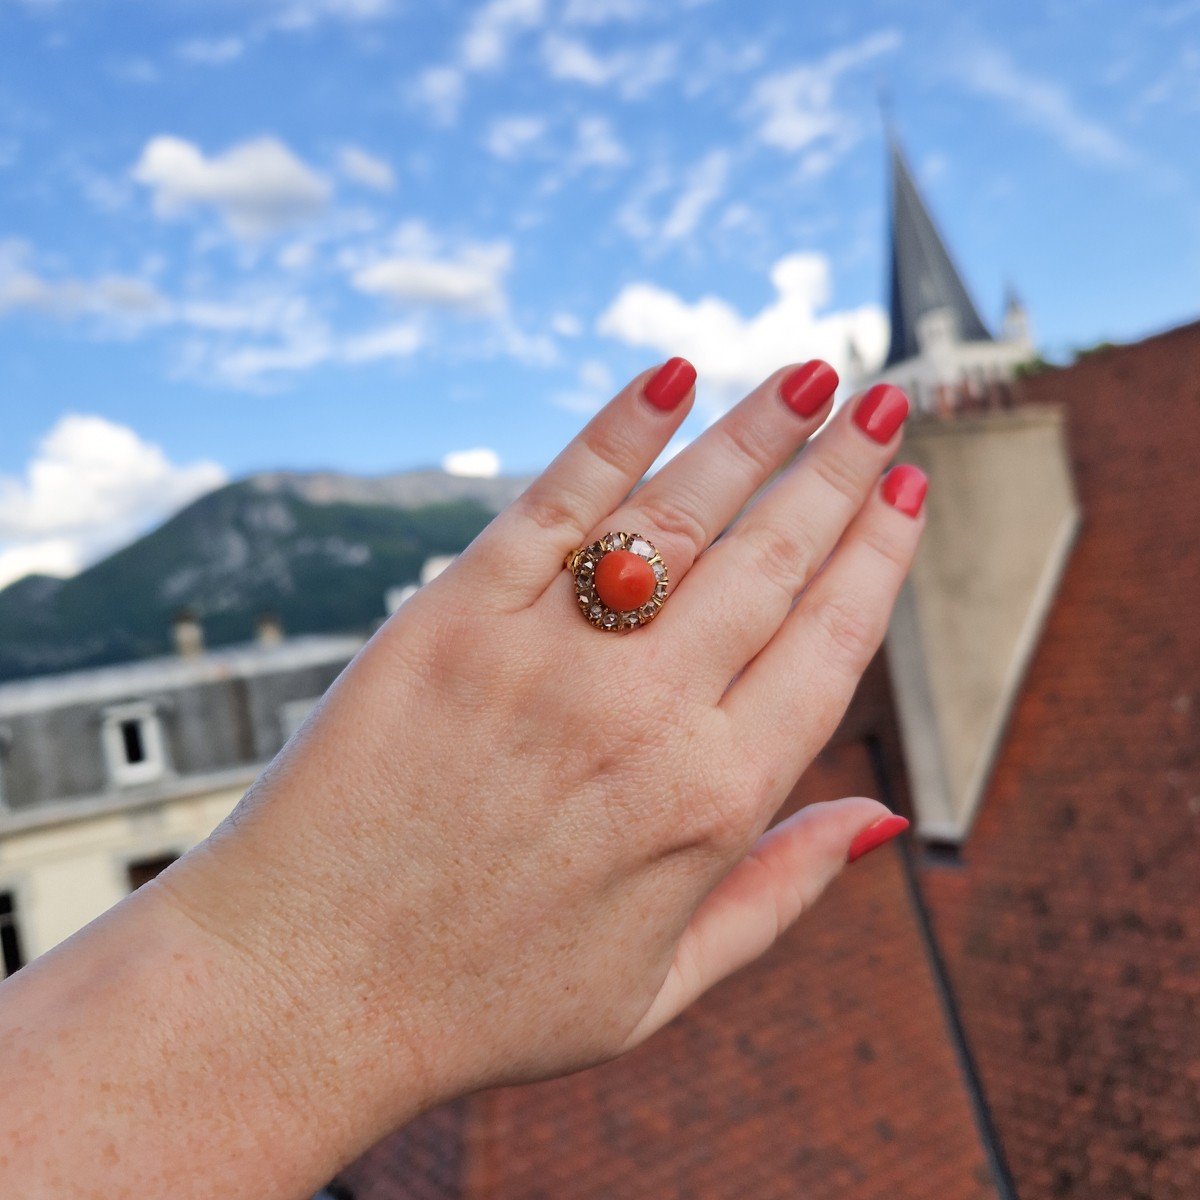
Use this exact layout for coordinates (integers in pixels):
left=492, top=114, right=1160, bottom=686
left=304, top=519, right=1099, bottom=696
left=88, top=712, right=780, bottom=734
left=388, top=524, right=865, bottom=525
left=1, top=0, right=1198, bottom=585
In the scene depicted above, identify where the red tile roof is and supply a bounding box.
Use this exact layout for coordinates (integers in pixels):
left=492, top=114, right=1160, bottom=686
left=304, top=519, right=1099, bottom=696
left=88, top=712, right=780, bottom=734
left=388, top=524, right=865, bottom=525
left=921, top=322, right=1200, bottom=1198
left=337, top=321, right=1200, bottom=1199
left=337, top=737, right=996, bottom=1199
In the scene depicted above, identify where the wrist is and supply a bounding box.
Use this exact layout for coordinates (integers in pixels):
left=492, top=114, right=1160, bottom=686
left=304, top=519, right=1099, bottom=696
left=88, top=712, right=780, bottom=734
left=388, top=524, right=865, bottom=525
left=155, top=829, right=436, bottom=1157
left=1, top=858, right=424, bottom=1198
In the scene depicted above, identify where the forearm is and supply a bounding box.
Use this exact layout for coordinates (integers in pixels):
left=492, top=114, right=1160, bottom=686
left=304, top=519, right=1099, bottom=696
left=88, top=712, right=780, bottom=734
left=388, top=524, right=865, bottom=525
left=0, top=846, right=426, bottom=1199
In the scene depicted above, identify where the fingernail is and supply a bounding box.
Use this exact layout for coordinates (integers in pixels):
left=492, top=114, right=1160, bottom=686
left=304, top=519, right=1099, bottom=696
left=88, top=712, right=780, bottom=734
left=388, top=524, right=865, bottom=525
left=852, top=384, right=909, bottom=443
left=847, top=814, right=910, bottom=863
left=881, top=464, right=928, bottom=518
left=644, top=357, right=697, bottom=411
left=780, top=359, right=839, bottom=418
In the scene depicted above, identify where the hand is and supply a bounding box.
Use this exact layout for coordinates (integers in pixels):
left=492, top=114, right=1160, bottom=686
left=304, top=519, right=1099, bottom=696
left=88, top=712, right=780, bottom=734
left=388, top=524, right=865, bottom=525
left=150, top=358, right=923, bottom=1183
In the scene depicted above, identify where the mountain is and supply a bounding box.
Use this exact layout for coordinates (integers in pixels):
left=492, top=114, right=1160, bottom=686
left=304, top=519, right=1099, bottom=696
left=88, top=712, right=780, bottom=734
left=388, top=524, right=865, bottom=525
left=0, top=469, right=533, bottom=682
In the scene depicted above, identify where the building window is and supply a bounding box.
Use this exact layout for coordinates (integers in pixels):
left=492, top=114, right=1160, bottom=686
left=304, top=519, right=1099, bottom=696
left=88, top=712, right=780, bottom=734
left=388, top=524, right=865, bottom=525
left=120, top=719, right=147, bottom=764
left=127, top=854, right=179, bottom=892
left=102, top=703, right=168, bottom=787
left=0, top=890, right=24, bottom=978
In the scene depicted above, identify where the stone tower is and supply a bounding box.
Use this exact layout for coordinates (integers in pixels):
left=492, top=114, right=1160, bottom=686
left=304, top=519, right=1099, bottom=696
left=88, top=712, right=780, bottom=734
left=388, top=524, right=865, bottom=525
left=871, top=135, right=1034, bottom=413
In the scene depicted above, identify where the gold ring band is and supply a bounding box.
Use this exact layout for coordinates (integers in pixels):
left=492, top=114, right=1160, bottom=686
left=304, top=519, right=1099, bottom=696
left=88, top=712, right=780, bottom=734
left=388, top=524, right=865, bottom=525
left=565, top=531, right=669, bottom=632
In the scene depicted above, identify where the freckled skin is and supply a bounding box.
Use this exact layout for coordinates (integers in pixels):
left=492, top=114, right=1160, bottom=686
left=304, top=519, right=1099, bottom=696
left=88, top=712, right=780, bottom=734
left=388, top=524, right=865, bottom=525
left=0, top=361, right=920, bottom=1198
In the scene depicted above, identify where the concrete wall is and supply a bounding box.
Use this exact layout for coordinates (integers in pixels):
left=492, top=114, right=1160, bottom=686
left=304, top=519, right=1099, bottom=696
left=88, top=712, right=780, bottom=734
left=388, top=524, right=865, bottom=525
left=0, top=785, right=241, bottom=960
left=885, top=406, right=1079, bottom=841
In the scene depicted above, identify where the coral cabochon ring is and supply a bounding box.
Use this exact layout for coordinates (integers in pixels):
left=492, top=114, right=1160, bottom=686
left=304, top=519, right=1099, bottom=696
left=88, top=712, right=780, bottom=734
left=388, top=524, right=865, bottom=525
left=565, top=532, right=670, bottom=631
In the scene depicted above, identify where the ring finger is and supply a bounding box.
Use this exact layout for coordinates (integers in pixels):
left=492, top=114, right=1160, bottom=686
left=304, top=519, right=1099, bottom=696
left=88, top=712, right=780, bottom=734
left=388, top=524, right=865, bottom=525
left=552, top=359, right=840, bottom=618
left=659, top=382, right=911, bottom=685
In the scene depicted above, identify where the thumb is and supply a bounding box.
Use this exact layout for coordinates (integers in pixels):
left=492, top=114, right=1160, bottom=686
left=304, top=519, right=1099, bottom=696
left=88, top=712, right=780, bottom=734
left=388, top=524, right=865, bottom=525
left=625, top=798, right=909, bottom=1048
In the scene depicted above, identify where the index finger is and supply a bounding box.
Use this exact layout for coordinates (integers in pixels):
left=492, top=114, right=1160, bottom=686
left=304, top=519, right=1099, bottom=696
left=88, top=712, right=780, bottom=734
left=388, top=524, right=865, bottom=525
left=463, top=358, right=696, bottom=608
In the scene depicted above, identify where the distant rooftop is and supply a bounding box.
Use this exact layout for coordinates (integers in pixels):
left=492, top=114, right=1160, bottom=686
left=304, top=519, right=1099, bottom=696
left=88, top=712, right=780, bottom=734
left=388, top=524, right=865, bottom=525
left=0, top=634, right=364, bottom=718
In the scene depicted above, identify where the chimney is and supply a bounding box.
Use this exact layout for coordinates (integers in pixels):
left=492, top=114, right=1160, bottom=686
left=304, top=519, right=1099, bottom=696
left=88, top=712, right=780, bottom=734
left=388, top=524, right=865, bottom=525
left=171, top=609, right=204, bottom=658
left=256, top=611, right=284, bottom=647
left=884, top=406, right=1079, bottom=842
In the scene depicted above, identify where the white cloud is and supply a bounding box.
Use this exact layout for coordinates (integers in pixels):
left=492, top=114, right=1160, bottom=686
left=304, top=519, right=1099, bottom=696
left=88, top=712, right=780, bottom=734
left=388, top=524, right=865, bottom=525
left=570, top=115, right=628, bottom=168
left=495, top=320, right=556, bottom=366
left=443, top=447, right=501, bottom=477
left=176, top=36, right=245, bottom=64
left=551, top=312, right=582, bottom=337
left=203, top=337, right=330, bottom=384
left=77, top=168, right=134, bottom=213
left=615, top=150, right=731, bottom=244
left=411, top=0, right=547, bottom=124
left=462, top=0, right=546, bottom=70
left=952, top=43, right=1134, bottom=167
left=109, top=58, right=160, bottom=86
left=131, top=135, right=332, bottom=238
left=552, top=357, right=614, bottom=413
left=338, top=145, right=396, bottom=191
left=748, top=30, right=901, bottom=157
left=541, top=32, right=610, bottom=85
left=352, top=242, right=512, bottom=315
left=616, top=163, right=672, bottom=241
left=0, top=415, right=226, bottom=589
left=541, top=32, right=676, bottom=97
left=412, top=66, right=467, bottom=125
left=341, top=322, right=423, bottom=362
left=0, top=271, right=167, bottom=324
left=0, top=241, right=170, bottom=329
left=661, top=149, right=730, bottom=240
left=0, top=539, right=81, bottom=589
left=277, top=240, right=316, bottom=270
left=180, top=313, right=424, bottom=388
left=269, top=0, right=392, bottom=29
left=562, top=0, right=646, bottom=22
left=485, top=115, right=547, bottom=160
left=597, top=253, right=887, bottom=411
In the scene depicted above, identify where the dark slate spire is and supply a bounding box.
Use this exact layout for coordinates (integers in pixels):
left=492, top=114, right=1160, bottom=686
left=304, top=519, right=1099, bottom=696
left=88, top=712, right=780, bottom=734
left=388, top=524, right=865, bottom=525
left=884, top=135, right=993, bottom=367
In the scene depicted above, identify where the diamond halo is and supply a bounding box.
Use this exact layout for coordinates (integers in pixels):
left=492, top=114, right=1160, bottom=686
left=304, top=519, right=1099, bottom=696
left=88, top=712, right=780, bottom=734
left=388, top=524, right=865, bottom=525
left=566, top=531, right=669, bottom=632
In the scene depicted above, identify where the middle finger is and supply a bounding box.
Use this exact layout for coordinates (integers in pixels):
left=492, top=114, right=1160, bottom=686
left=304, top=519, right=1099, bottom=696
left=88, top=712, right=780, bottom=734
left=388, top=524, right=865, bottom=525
left=575, top=360, right=840, bottom=593
left=659, top=382, right=911, bottom=686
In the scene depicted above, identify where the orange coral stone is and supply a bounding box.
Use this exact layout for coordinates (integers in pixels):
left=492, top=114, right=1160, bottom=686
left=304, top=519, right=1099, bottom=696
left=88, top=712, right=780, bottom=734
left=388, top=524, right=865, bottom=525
left=594, top=549, right=656, bottom=612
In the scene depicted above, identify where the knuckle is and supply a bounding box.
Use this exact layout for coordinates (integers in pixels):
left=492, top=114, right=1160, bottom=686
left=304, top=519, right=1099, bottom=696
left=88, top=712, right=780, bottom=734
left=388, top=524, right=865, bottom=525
left=746, top=847, right=806, bottom=942
left=859, top=521, right=913, bottom=573
left=635, top=492, right=710, bottom=559
left=684, top=759, right=757, bottom=854
left=810, top=593, right=883, bottom=674
left=811, top=446, right=868, bottom=510
left=690, top=792, right=750, bottom=856
left=579, top=419, right=642, bottom=486
left=742, top=521, right=804, bottom=601
left=517, top=487, right=587, bottom=541
left=741, top=754, right=788, bottom=816
left=714, top=416, right=779, bottom=481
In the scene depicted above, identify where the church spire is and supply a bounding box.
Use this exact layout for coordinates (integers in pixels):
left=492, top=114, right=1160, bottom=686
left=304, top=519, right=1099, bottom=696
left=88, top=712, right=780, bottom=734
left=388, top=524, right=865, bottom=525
left=884, top=134, right=993, bottom=368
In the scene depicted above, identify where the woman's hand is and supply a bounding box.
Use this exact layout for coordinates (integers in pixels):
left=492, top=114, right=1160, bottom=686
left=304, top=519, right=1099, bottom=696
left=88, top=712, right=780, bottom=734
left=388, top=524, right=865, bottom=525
left=0, top=358, right=924, bottom=1199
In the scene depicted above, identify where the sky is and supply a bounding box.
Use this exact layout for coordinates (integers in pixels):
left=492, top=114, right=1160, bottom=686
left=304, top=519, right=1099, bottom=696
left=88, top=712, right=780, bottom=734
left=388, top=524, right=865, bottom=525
left=1, top=0, right=1198, bottom=588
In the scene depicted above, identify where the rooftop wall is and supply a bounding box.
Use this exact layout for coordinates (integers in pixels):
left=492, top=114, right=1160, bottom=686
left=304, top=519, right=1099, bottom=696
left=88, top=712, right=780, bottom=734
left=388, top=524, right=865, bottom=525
left=886, top=406, right=1080, bottom=841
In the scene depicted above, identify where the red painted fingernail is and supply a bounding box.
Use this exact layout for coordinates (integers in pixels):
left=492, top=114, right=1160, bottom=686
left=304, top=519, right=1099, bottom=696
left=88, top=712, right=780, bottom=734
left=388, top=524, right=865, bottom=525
left=643, top=357, right=696, bottom=411
left=847, top=814, right=910, bottom=863
left=852, top=384, right=909, bottom=443
left=882, top=464, right=928, bottom=518
left=780, top=359, right=839, bottom=418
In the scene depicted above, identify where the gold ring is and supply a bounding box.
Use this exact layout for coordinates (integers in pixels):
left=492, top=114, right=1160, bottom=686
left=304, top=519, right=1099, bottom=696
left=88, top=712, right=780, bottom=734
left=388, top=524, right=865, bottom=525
left=565, top=531, right=669, bottom=632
